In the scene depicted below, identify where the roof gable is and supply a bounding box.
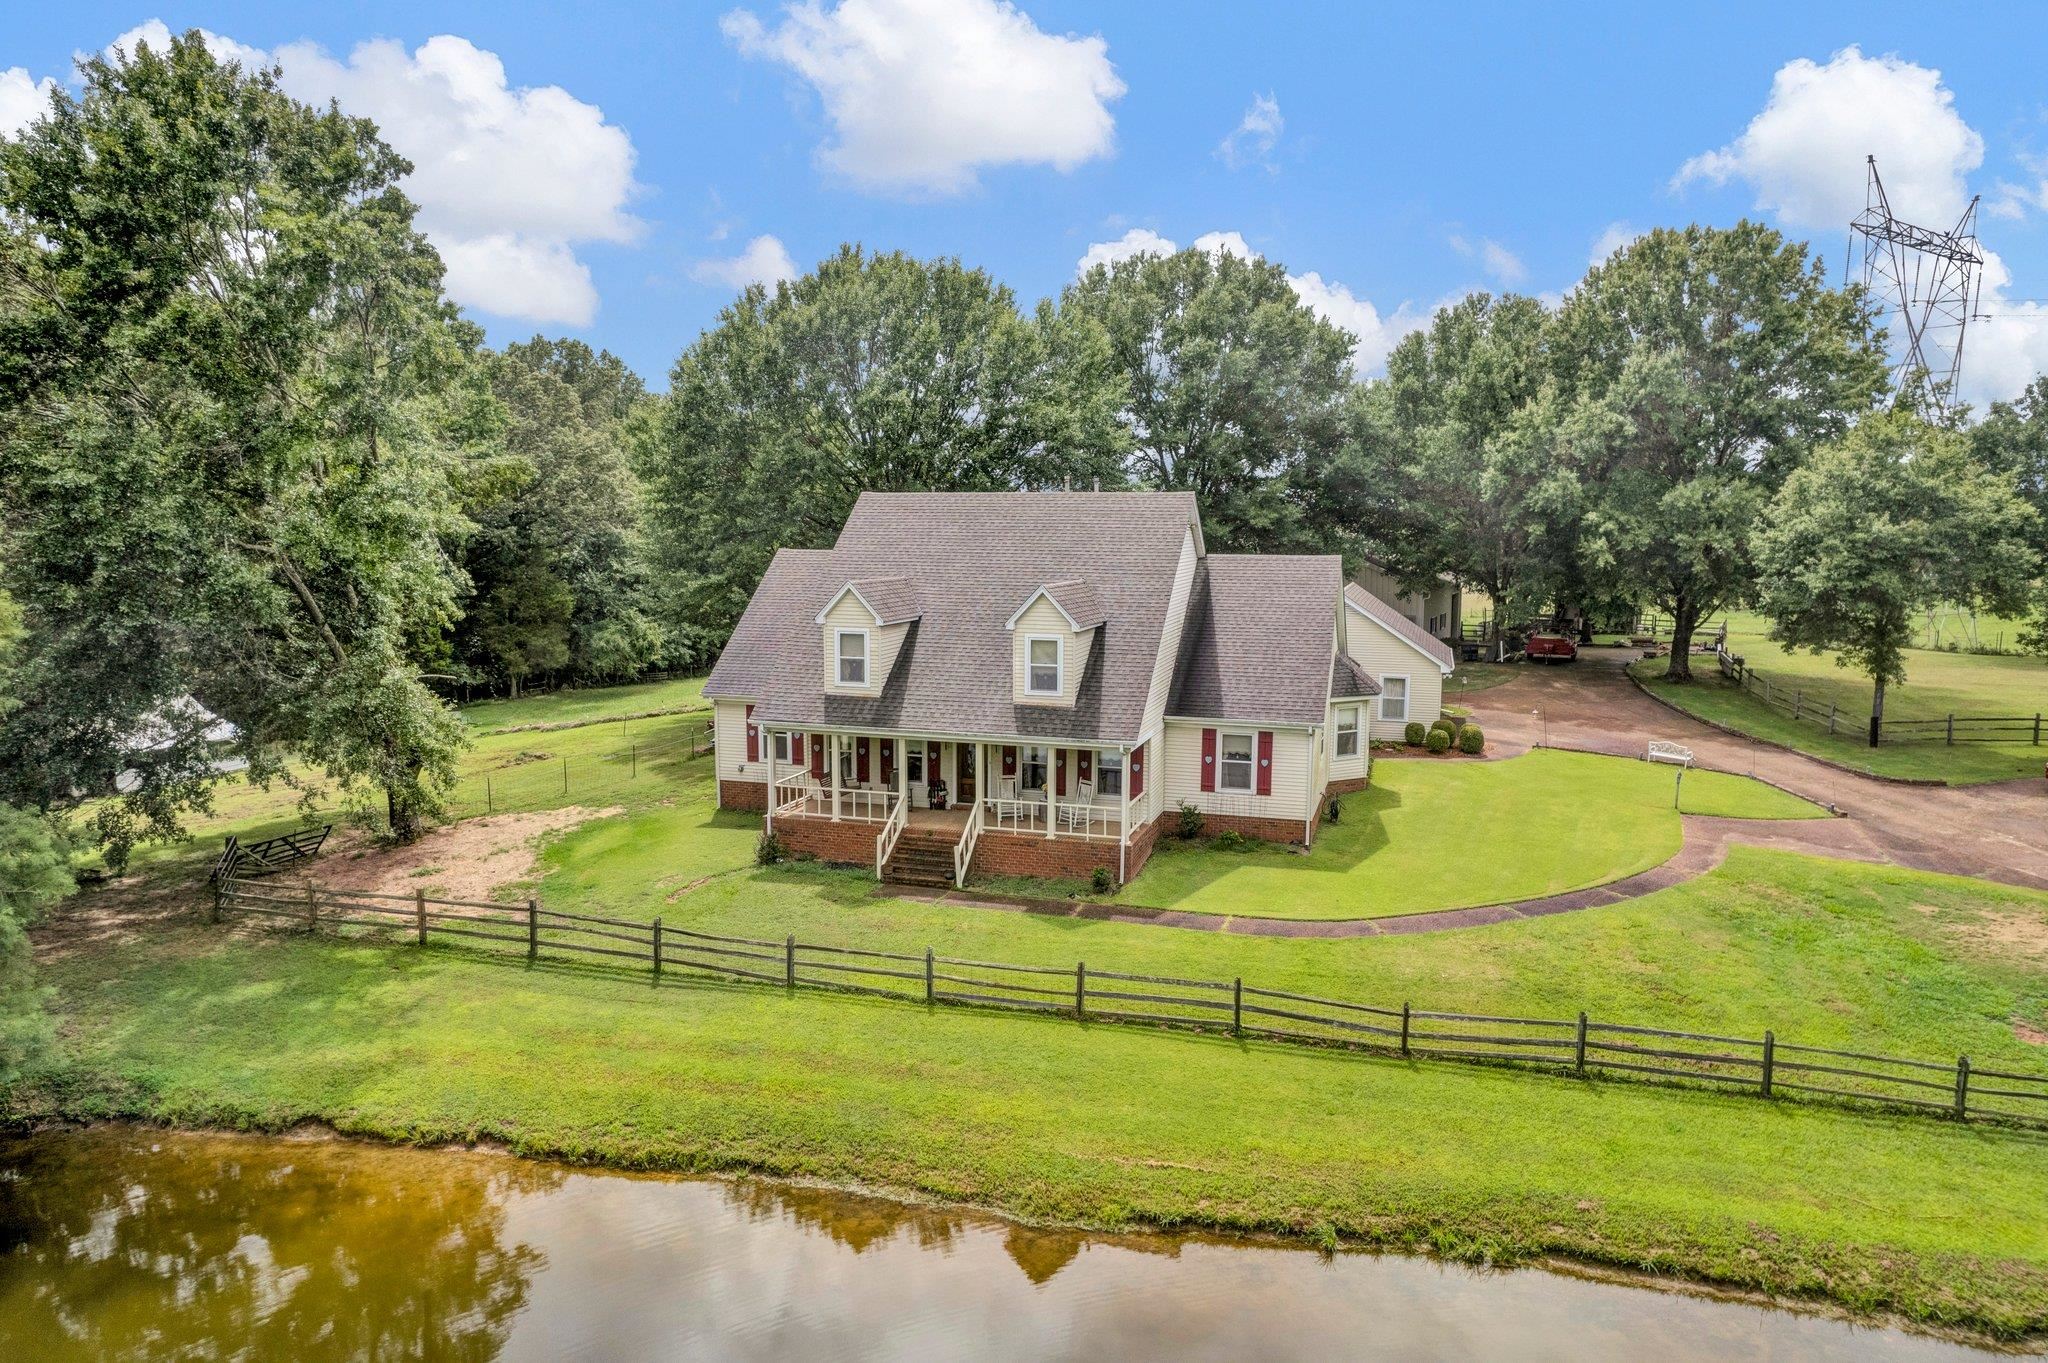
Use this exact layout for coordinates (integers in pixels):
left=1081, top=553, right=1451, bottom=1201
left=815, top=576, right=922, bottom=626
left=1344, top=583, right=1456, bottom=673
left=1168, top=554, right=1343, bottom=727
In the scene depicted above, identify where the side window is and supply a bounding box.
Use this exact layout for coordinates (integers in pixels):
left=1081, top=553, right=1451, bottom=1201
left=1218, top=732, right=1254, bottom=791
left=1380, top=676, right=1409, bottom=723
left=1026, top=636, right=1061, bottom=694
left=837, top=630, right=868, bottom=685
left=1021, top=745, right=1048, bottom=791
left=772, top=732, right=791, bottom=763
left=1336, top=707, right=1359, bottom=756
left=1096, top=749, right=1123, bottom=796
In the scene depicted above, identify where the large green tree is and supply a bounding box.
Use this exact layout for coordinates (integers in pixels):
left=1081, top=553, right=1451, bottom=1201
left=1754, top=412, right=2040, bottom=740
left=1060, top=247, right=1355, bottom=553
left=1555, top=222, right=1889, bottom=676
left=0, top=32, right=480, bottom=847
left=1969, top=375, right=2048, bottom=652
left=642, top=245, right=1127, bottom=647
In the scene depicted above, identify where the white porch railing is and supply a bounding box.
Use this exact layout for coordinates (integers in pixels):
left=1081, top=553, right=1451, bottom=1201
left=952, top=799, right=984, bottom=887
left=772, top=771, right=812, bottom=818
left=777, top=782, right=899, bottom=823
left=875, top=797, right=909, bottom=879
left=984, top=796, right=1120, bottom=840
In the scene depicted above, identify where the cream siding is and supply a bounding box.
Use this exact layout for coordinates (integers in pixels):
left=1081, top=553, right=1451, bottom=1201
left=1139, top=526, right=1200, bottom=742
left=1159, top=719, right=1316, bottom=823
left=1327, top=699, right=1371, bottom=781
left=821, top=594, right=907, bottom=696
left=714, top=698, right=767, bottom=786
left=1345, top=605, right=1446, bottom=739
left=1009, top=597, right=1095, bottom=707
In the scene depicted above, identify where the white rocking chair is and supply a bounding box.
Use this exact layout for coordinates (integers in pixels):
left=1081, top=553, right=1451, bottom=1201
left=1060, top=779, right=1096, bottom=830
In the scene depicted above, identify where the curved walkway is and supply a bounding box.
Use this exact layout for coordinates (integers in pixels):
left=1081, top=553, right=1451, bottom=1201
left=890, top=651, right=2048, bottom=939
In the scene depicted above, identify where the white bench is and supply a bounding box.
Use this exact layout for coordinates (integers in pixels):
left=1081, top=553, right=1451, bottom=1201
left=1646, top=740, right=1695, bottom=768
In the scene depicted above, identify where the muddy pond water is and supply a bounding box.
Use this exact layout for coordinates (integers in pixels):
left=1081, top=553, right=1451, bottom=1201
left=0, top=1126, right=2018, bottom=1361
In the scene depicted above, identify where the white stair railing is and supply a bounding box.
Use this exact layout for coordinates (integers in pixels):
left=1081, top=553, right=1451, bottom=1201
left=953, top=799, right=984, bottom=887
left=874, top=795, right=908, bottom=879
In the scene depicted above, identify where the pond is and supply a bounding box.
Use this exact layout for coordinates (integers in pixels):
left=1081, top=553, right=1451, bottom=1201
left=0, top=1126, right=2014, bottom=1361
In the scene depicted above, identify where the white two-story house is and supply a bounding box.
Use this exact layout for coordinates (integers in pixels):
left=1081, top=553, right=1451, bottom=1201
left=705, top=491, right=1446, bottom=889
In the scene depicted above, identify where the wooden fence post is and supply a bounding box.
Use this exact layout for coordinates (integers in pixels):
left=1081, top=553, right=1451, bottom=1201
left=2034, top=713, right=2042, bottom=746
left=1946, top=713, right=1955, bottom=746
left=1761, top=1031, right=1774, bottom=1097
left=924, top=947, right=934, bottom=1003
left=1954, top=1055, right=1971, bottom=1119
left=785, top=934, right=796, bottom=988
left=527, top=900, right=538, bottom=961
left=1399, top=1002, right=1411, bottom=1056
left=1792, top=690, right=1803, bottom=722
left=415, top=888, right=426, bottom=946
left=562, top=757, right=569, bottom=795
left=631, top=742, right=638, bottom=779
left=486, top=775, right=493, bottom=813
left=651, top=917, right=662, bottom=978
left=1233, top=978, right=1243, bottom=1037
left=1827, top=702, right=1837, bottom=735
left=1575, top=1012, right=1588, bottom=1075
left=306, top=881, right=318, bottom=934
left=1076, top=961, right=1087, bottom=1018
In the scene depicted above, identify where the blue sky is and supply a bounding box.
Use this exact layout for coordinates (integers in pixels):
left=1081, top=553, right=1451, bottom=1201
left=6, top=1, right=2048, bottom=404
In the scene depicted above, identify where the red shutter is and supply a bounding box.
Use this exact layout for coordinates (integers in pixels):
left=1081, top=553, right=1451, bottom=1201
left=1055, top=750, right=1067, bottom=797
left=927, top=742, right=941, bottom=775
left=880, top=739, right=895, bottom=785
left=1257, top=731, right=1274, bottom=796
left=856, top=737, right=870, bottom=784
left=1200, top=728, right=1216, bottom=793
left=1077, top=750, right=1092, bottom=783
left=1130, top=742, right=1145, bottom=798
left=810, top=734, right=827, bottom=780
left=789, top=732, right=802, bottom=769
left=1002, top=746, right=1017, bottom=776
left=745, top=705, right=759, bottom=762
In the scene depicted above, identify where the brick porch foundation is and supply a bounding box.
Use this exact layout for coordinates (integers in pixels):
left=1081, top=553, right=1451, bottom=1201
left=775, top=813, right=883, bottom=867
left=719, top=778, right=766, bottom=811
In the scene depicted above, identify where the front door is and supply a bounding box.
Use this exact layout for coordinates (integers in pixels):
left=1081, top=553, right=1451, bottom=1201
left=956, top=743, right=976, bottom=804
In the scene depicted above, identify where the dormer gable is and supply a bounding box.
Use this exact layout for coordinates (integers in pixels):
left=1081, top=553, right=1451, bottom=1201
left=1007, top=580, right=1101, bottom=708
left=819, top=577, right=918, bottom=696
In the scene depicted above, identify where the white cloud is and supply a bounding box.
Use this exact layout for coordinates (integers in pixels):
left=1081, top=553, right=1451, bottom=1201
left=1954, top=248, right=2048, bottom=411
left=0, top=66, right=57, bottom=137
left=722, top=0, right=1124, bottom=195
left=1289, top=270, right=1429, bottom=376
left=691, top=234, right=800, bottom=290
left=1673, top=46, right=1983, bottom=230
left=1075, top=227, right=1426, bottom=376
left=107, top=21, right=644, bottom=327
left=1589, top=220, right=1640, bottom=266
left=1075, top=227, right=1178, bottom=275
left=1449, top=234, right=1526, bottom=285
left=1217, top=92, right=1282, bottom=171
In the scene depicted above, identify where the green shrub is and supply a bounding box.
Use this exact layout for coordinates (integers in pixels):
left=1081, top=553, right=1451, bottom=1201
left=1458, top=724, right=1485, bottom=755
left=1425, top=728, right=1451, bottom=754
left=754, top=830, right=788, bottom=866
left=1176, top=802, right=1205, bottom=840
left=1431, top=715, right=1458, bottom=738
left=1403, top=721, right=1427, bottom=746
left=1090, top=865, right=1113, bottom=894
left=1212, top=829, right=1253, bottom=853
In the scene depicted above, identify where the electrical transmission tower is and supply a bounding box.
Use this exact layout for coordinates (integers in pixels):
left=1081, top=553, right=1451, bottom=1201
left=1847, top=155, right=1982, bottom=416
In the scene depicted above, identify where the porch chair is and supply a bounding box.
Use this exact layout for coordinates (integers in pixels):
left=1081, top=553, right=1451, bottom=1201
left=1060, top=779, right=1096, bottom=830
left=992, top=774, right=1020, bottom=825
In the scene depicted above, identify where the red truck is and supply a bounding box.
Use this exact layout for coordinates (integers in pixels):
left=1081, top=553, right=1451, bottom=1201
left=1525, top=632, right=1579, bottom=664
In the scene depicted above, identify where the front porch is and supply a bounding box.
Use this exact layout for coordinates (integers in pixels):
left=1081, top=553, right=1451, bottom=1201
left=757, top=727, right=1145, bottom=888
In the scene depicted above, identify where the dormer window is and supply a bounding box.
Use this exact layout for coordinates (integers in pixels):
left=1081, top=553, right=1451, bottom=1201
left=836, top=629, right=869, bottom=686
left=1026, top=636, right=1062, bottom=694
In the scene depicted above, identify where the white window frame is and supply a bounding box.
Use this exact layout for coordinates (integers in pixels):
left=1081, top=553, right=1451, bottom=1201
left=836, top=628, right=870, bottom=686
left=1021, top=744, right=1049, bottom=792
left=772, top=731, right=792, bottom=764
left=1024, top=634, right=1063, bottom=695
left=907, top=749, right=924, bottom=784
left=1335, top=707, right=1359, bottom=757
left=1096, top=749, right=1123, bottom=797
left=1380, top=675, right=1410, bottom=724
left=1218, top=731, right=1255, bottom=792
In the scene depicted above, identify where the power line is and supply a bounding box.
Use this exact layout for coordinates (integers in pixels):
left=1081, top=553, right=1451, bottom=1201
left=1846, top=155, right=1982, bottom=417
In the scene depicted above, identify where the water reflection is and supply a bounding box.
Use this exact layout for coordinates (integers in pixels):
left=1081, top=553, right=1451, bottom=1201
left=0, top=1127, right=2012, bottom=1362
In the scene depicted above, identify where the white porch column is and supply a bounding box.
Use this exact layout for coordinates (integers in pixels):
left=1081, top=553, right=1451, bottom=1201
left=764, top=728, right=777, bottom=834
left=1045, top=746, right=1057, bottom=840
left=1118, top=745, right=1129, bottom=884
left=829, top=734, right=842, bottom=822
left=897, top=738, right=909, bottom=811
left=977, top=742, right=986, bottom=815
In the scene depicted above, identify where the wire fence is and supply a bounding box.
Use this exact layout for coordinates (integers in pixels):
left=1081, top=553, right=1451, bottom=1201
left=1714, top=647, right=2043, bottom=748
left=439, top=716, right=716, bottom=820
left=212, top=876, right=2048, bottom=1132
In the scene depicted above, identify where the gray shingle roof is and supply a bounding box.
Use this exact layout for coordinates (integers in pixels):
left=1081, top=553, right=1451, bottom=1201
left=1345, top=582, right=1457, bottom=672
left=705, top=492, right=1203, bottom=743
left=1330, top=655, right=1382, bottom=698
left=1031, top=579, right=1107, bottom=630
left=830, top=576, right=922, bottom=625
left=1169, top=555, right=1343, bottom=726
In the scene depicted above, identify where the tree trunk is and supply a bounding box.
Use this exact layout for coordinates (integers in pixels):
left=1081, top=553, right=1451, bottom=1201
left=1665, top=601, right=1700, bottom=681
left=386, top=784, right=419, bottom=844
left=1869, top=676, right=1886, bottom=748
left=510, top=673, right=521, bottom=701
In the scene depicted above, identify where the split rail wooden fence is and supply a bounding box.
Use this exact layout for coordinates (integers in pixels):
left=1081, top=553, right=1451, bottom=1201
left=1715, top=646, right=2042, bottom=748
left=212, top=877, right=2048, bottom=1130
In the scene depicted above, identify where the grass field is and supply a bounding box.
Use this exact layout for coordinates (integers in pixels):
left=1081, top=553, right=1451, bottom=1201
left=458, top=676, right=707, bottom=735
left=1100, top=749, right=1821, bottom=919
left=20, top=842, right=2048, bottom=1337
left=1630, top=613, right=2047, bottom=784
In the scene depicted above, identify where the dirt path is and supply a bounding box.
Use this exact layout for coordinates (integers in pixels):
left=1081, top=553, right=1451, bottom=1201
left=890, top=652, right=2047, bottom=939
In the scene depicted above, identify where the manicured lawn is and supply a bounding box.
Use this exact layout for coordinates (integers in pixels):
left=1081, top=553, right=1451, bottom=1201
left=1444, top=661, right=1521, bottom=695
left=21, top=847, right=2048, bottom=1337
left=458, top=676, right=708, bottom=735
left=1103, top=748, right=1821, bottom=920
left=1630, top=612, right=2047, bottom=785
